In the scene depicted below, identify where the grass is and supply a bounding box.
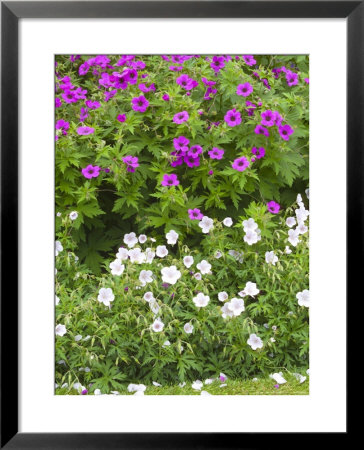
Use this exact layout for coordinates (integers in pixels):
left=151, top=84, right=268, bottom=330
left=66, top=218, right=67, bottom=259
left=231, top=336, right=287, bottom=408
left=56, top=373, right=309, bottom=395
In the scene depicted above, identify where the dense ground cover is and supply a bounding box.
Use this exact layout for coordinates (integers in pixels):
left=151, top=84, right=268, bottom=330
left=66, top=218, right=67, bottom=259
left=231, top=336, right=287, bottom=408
left=55, top=54, right=309, bottom=395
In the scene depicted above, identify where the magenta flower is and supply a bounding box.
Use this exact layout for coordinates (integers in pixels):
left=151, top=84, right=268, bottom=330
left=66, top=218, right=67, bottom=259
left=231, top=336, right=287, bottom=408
left=80, top=107, right=89, bottom=122
left=274, top=384, right=280, bottom=389
left=267, top=201, right=280, bottom=214
left=123, top=155, right=139, bottom=173
left=202, top=77, right=216, bottom=87
left=79, top=62, right=90, bottom=76
left=237, top=82, right=253, bottom=97
left=304, top=78, right=309, bottom=84
left=138, top=83, right=155, bottom=93
left=188, top=145, right=203, bottom=158
left=286, top=70, right=299, bottom=86
left=184, top=155, right=200, bottom=168
left=56, top=119, right=70, bottom=135
left=104, top=90, right=117, bottom=102
left=176, top=74, right=197, bottom=90
left=85, top=100, right=101, bottom=110
left=224, top=108, right=242, bottom=127
left=162, top=94, right=170, bottom=101
left=273, top=111, right=283, bottom=126
left=81, top=164, right=100, bottom=179
left=210, top=56, right=225, bottom=72
left=117, top=114, right=126, bottom=123
left=131, top=95, right=149, bottom=112
left=279, top=124, right=294, bottom=141
left=173, top=136, right=189, bottom=153
left=161, top=173, right=179, bottom=186
left=208, top=147, right=224, bottom=160
left=55, top=98, right=62, bottom=108
left=173, top=111, right=189, bottom=124
left=261, top=110, right=275, bottom=127
left=77, top=126, right=94, bottom=136
left=208, top=170, right=214, bottom=176
left=232, top=156, right=249, bottom=172
left=204, top=86, right=217, bottom=100
left=243, top=55, right=256, bottom=66
left=170, top=152, right=184, bottom=167
left=254, top=125, right=269, bottom=137
left=251, top=147, right=265, bottom=159
left=188, top=208, right=203, bottom=220
left=125, top=68, right=138, bottom=85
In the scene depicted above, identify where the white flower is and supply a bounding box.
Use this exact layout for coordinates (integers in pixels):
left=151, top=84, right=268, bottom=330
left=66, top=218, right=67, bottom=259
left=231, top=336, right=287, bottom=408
left=183, top=255, right=194, bottom=268
left=193, top=292, right=210, bottom=308
left=244, top=282, right=259, bottom=297
left=150, top=237, right=156, bottom=242
left=296, top=222, right=308, bottom=235
left=69, top=211, right=78, bottom=221
left=55, top=295, right=60, bottom=305
left=55, top=324, right=67, bottom=336
left=252, top=378, right=258, bottom=382
left=97, top=287, right=115, bottom=307
left=184, top=322, right=194, bottom=334
left=201, top=390, right=212, bottom=396
left=297, top=193, right=303, bottom=204
left=166, top=229, right=178, bottom=245
left=293, top=373, right=307, bottom=383
left=109, top=259, right=125, bottom=276
left=143, top=292, right=154, bottom=302
left=161, top=265, right=181, bottom=285
left=204, top=378, right=214, bottom=385
left=94, top=389, right=102, bottom=395
left=149, top=301, right=160, bottom=315
left=128, top=248, right=146, bottom=264
left=296, top=289, right=309, bottom=307
left=56, top=212, right=62, bottom=217
left=243, top=218, right=258, bottom=232
left=196, top=259, right=211, bottom=275
left=151, top=318, right=164, bottom=332
left=198, top=216, right=214, bottom=233
left=123, top=232, right=138, bottom=248
left=270, top=372, right=287, bottom=384
left=83, top=335, right=91, bottom=341
left=270, top=337, right=276, bottom=343
left=219, top=384, right=227, bottom=388
left=139, top=269, right=153, bottom=285
left=214, top=251, right=223, bottom=259
left=223, top=217, right=233, bottom=227
left=295, top=206, right=309, bottom=223
left=193, top=272, right=202, bottom=280
left=306, top=369, right=310, bottom=375
left=265, top=251, right=278, bottom=265
left=55, top=240, right=63, bottom=256
left=162, top=340, right=171, bottom=347
left=228, top=250, right=244, bottom=263
left=284, top=246, right=292, bottom=254
left=128, top=383, right=146, bottom=393
left=116, top=247, right=129, bottom=260
left=227, top=298, right=245, bottom=316
left=218, top=291, right=228, bottom=302
left=244, top=230, right=259, bottom=245
left=286, top=217, right=296, bottom=228
left=247, top=333, right=263, bottom=350
left=179, top=382, right=186, bottom=388
left=152, top=381, right=162, bottom=387
left=74, top=334, right=82, bottom=342
left=238, top=290, right=247, bottom=297
left=145, top=248, right=156, bottom=263
left=138, top=234, right=147, bottom=243
left=221, top=302, right=234, bottom=319
left=305, top=188, right=309, bottom=199
left=288, top=229, right=300, bottom=247
left=191, top=380, right=203, bottom=390
left=156, top=245, right=168, bottom=258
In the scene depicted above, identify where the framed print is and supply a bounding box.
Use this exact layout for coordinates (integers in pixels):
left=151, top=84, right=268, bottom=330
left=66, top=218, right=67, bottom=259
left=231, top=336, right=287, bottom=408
left=1, top=1, right=357, bottom=447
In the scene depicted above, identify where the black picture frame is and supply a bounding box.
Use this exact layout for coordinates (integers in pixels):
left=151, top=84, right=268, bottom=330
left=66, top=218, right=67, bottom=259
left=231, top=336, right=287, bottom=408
left=1, top=1, right=356, bottom=447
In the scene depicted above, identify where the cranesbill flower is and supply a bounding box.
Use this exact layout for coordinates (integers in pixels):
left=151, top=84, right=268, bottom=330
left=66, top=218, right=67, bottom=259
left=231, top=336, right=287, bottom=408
left=161, top=266, right=181, bottom=284
left=131, top=95, right=149, bottom=112
left=270, top=372, right=287, bottom=384
left=143, top=292, right=154, bottom=302
left=79, top=107, right=89, bottom=122
left=85, top=100, right=101, bottom=110
left=97, top=288, right=115, bottom=307
left=173, top=136, right=189, bottom=153
left=176, top=74, right=197, bottom=90
left=251, top=147, right=265, bottom=159
left=161, top=173, right=179, bottom=186
left=244, top=230, right=259, bottom=246
left=77, top=126, right=94, bottom=136
left=156, top=245, right=168, bottom=258
left=228, top=298, right=245, bottom=316
left=56, top=119, right=70, bottom=135
left=184, top=155, right=200, bottom=168
left=123, top=232, right=138, bottom=248
left=243, top=218, right=258, bottom=232
left=81, top=164, right=100, bottom=179
left=188, top=208, right=203, bottom=220
left=55, top=324, right=67, bottom=336
left=104, top=90, right=117, bottom=101
left=188, top=145, right=203, bottom=158
left=232, top=157, right=249, bottom=172
left=138, top=83, right=155, bottom=93
left=244, top=282, right=260, bottom=297
left=152, top=318, right=164, bottom=332
left=116, top=247, right=129, bottom=260
left=123, top=155, right=139, bottom=173
left=183, top=256, right=194, bottom=268
left=221, top=302, right=234, bottom=319
left=109, top=259, right=125, bottom=276
left=247, top=333, right=263, bottom=350
left=218, top=292, right=228, bottom=302
left=55, top=98, right=62, bottom=108
left=261, top=110, right=275, bottom=127
left=279, top=124, right=294, bottom=141
left=184, top=323, right=194, bottom=334
left=198, top=216, right=214, bottom=233
left=242, top=55, right=256, bottom=66
left=208, top=147, right=224, bottom=159
left=196, top=260, right=211, bottom=275
left=296, top=289, right=309, bottom=307
left=223, top=217, right=233, bottom=227
left=265, top=251, right=278, bottom=265
left=117, top=114, right=126, bottom=122
left=286, top=217, right=296, bottom=228
left=166, top=230, right=179, bottom=245
left=236, top=82, right=253, bottom=97
left=210, top=56, right=225, bottom=72
left=173, top=111, right=189, bottom=124
left=286, top=70, right=299, bottom=86
left=224, top=108, right=241, bottom=127
left=193, top=293, right=210, bottom=308
left=162, top=94, right=170, bottom=101
left=267, top=201, right=280, bottom=214
left=79, top=62, right=90, bottom=75
left=288, top=229, right=300, bottom=247
left=254, top=125, right=269, bottom=137
left=139, top=270, right=153, bottom=285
